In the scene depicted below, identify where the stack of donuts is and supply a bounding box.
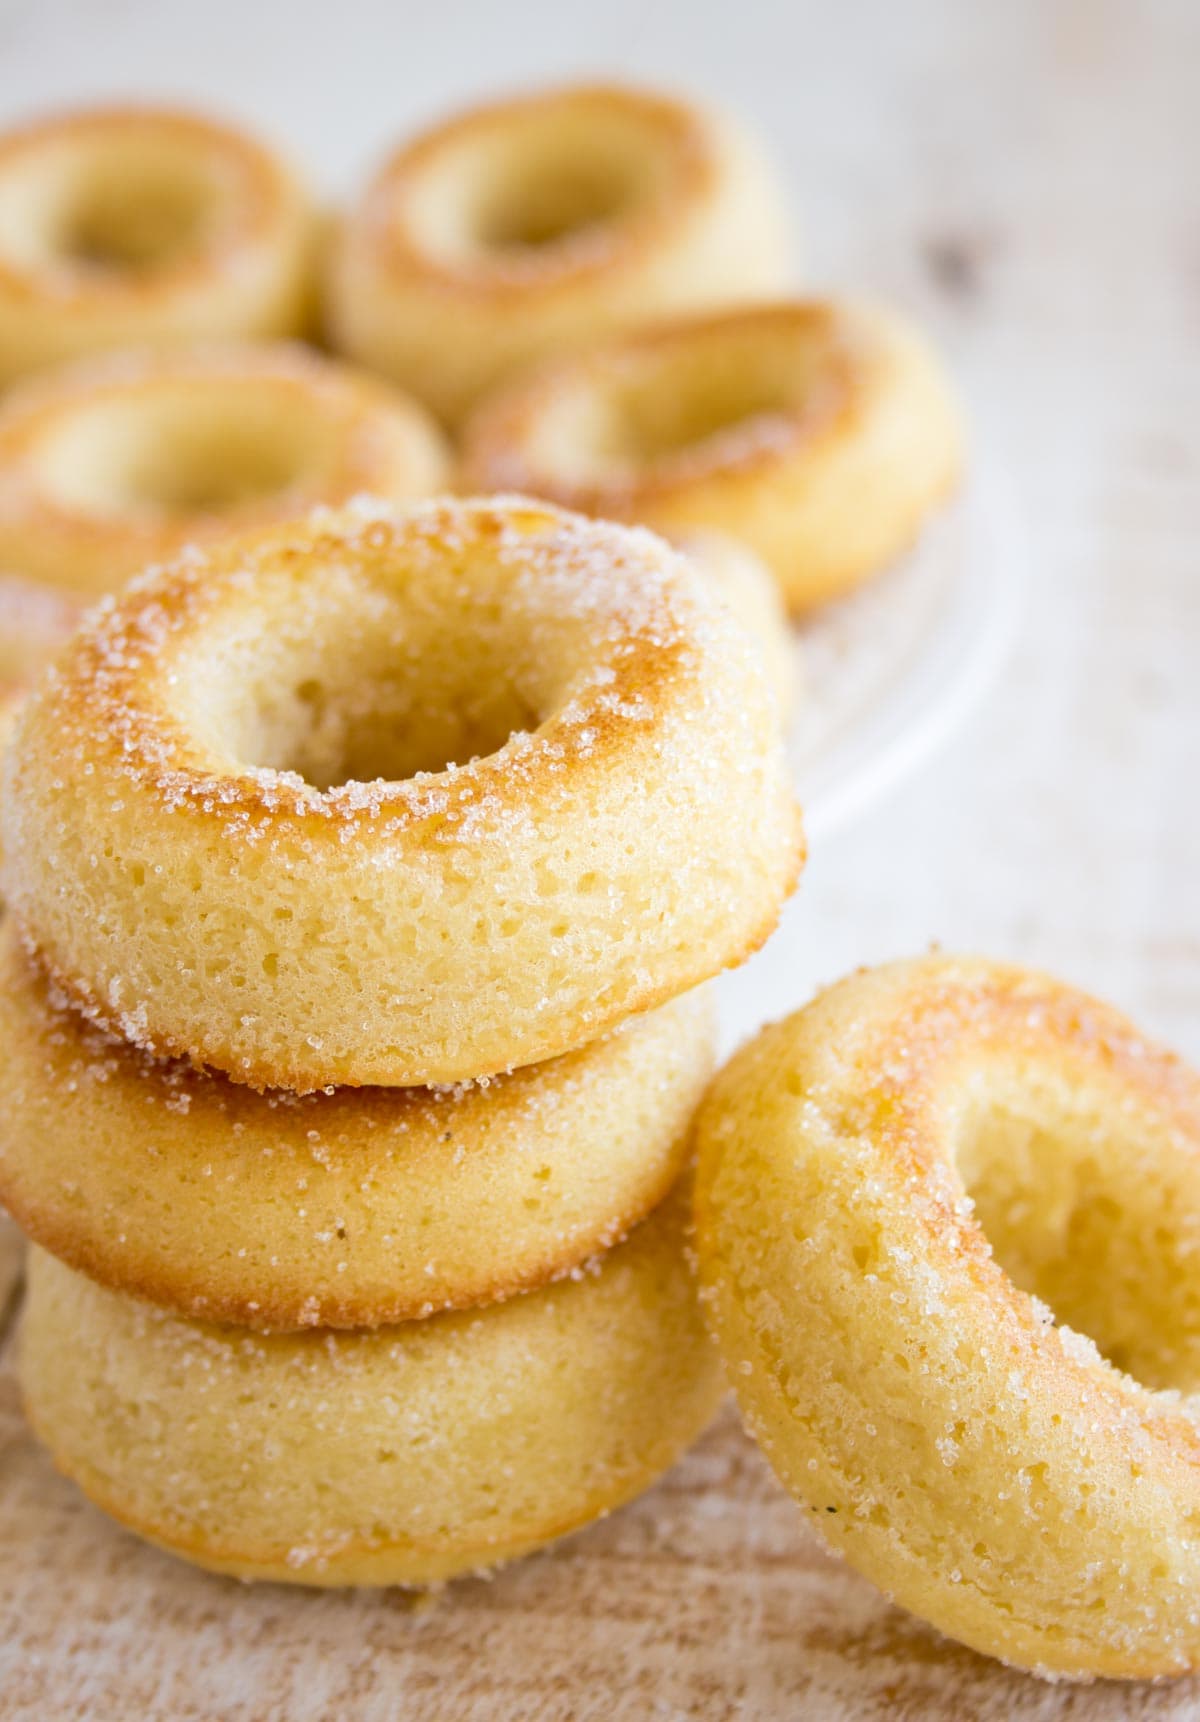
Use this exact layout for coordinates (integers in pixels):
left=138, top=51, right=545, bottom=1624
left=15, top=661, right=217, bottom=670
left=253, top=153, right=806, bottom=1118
left=9, top=72, right=1187, bottom=1698
left=0, top=491, right=803, bottom=1583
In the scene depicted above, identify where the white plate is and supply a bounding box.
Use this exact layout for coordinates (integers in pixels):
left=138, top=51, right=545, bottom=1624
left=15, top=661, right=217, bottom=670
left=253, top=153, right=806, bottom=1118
left=787, top=467, right=1023, bottom=839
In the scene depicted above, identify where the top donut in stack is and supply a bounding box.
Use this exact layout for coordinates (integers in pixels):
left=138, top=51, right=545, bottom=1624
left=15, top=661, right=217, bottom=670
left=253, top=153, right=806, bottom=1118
left=1, top=496, right=802, bottom=1091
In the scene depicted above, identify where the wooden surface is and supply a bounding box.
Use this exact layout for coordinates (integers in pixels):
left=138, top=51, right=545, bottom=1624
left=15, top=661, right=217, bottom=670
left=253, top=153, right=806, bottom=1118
left=2, top=0, right=1199, bottom=1715
left=4, top=1373, right=1200, bottom=1722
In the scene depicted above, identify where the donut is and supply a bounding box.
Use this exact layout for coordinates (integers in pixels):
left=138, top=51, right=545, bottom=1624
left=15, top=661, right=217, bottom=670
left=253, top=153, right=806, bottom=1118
left=674, top=531, right=796, bottom=716
left=693, top=956, right=1200, bottom=1680
left=0, top=105, right=317, bottom=383
left=460, top=300, right=964, bottom=612
left=0, top=344, right=451, bottom=598
left=19, top=1174, right=725, bottom=1586
left=2, top=496, right=802, bottom=1091
left=0, top=921, right=714, bottom=1328
left=327, top=83, right=790, bottom=426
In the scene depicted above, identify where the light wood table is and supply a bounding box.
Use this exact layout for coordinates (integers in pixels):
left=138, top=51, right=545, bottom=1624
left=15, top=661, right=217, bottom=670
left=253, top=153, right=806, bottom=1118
left=2, top=0, right=1198, bottom=1713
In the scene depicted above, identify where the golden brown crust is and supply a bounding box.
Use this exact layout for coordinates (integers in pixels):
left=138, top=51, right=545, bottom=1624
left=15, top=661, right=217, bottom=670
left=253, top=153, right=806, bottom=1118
left=4, top=496, right=802, bottom=1088
left=460, top=299, right=965, bottom=612
left=0, top=343, right=451, bottom=597
left=0, top=922, right=716, bottom=1328
left=695, top=956, right=1200, bottom=1680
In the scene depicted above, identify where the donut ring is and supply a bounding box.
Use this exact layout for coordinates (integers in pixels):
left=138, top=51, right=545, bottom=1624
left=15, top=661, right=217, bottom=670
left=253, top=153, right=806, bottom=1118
left=0, top=923, right=714, bottom=1328
left=328, top=83, right=789, bottom=426
left=0, top=105, right=316, bottom=383
left=2, top=496, right=802, bottom=1090
left=675, top=531, right=796, bottom=716
left=0, top=343, right=450, bottom=598
left=461, top=300, right=964, bottom=612
left=19, top=1176, right=724, bottom=1586
left=694, top=956, right=1200, bottom=1680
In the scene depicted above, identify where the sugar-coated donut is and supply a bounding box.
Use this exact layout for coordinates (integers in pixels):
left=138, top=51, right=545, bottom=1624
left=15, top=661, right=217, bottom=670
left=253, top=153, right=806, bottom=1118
left=0, top=344, right=451, bottom=598
left=19, top=1175, right=724, bottom=1586
left=694, top=956, right=1200, bottom=1680
left=675, top=531, right=796, bottom=716
left=328, top=83, right=789, bottom=426
left=461, top=300, right=964, bottom=612
left=2, top=495, right=802, bottom=1090
left=0, top=105, right=317, bottom=383
left=0, top=922, right=714, bottom=1328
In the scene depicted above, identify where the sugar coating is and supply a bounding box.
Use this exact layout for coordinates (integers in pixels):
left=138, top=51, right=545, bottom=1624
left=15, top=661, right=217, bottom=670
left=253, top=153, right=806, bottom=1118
left=2, top=494, right=802, bottom=1089
left=19, top=1173, right=725, bottom=1587
left=460, top=299, right=965, bottom=616
left=694, top=954, right=1200, bottom=1681
left=0, top=920, right=716, bottom=1328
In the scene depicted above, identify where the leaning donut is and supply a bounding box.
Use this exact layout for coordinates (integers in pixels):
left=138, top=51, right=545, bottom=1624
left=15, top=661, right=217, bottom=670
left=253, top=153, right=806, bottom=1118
left=694, top=955, right=1200, bottom=1680
left=0, top=343, right=450, bottom=597
left=461, top=300, right=964, bottom=612
left=2, top=496, right=802, bottom=1090
left=328, top=82, right=789, bottom=426
left=0, top=923, right=714, bottom=1328
left=0, top=105, right=317, bottom=383
left=20, top=1173, right=724, bottom=1586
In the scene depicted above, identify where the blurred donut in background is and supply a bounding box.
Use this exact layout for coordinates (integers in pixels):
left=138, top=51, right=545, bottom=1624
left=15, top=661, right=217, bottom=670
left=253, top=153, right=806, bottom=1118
left=461, top=299, right=964, bottom=612
left=0, top=343, right=450, bottom=597
left=328, top=82, right=791, bottom=426
left=0, top=105, right=318, bottom=384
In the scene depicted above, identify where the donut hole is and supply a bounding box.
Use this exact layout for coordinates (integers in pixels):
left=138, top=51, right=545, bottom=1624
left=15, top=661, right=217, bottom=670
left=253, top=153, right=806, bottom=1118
left=54, top=165, right=217, bottom=272
left=524, top=325, right=835, bottom=485
left=469, top=151, right=638, bottom=252
left=0, top=135, right=228, bottom=278
left=219, top=657, right=540, bottom=789
left=175, top=564, right=578, bottom=789
left=402, top=105, right=678, bottom=269
left=31, top=387, right=338, bottom=523
left=955, top=1072, right=1200, bottom=1392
